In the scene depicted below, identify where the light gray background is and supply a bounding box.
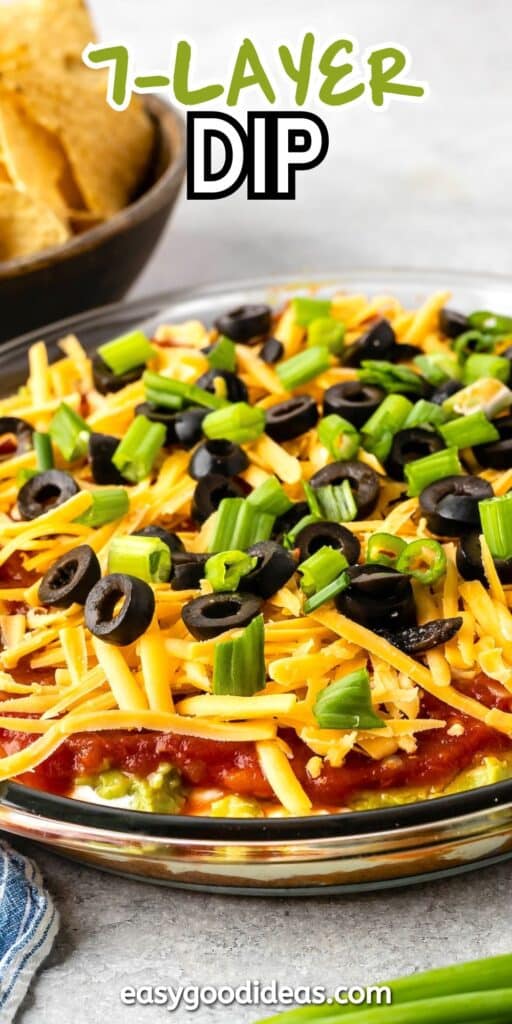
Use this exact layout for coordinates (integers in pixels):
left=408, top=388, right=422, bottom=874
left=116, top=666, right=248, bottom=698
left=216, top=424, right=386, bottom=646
left=11, top=1, right=512, bottom=1021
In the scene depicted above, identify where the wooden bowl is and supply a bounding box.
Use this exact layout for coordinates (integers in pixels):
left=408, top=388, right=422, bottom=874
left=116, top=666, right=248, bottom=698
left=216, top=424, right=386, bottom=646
left=0, top=97, right=186, bottom=343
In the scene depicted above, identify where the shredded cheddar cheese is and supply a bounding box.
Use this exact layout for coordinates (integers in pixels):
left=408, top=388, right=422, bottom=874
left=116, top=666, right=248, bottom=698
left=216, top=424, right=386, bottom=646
left=1, top=288, right=512, bottom=816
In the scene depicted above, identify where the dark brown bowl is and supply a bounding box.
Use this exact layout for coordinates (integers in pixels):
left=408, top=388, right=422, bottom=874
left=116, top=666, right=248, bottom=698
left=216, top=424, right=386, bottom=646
left=0, top=97, right=186, bottom=343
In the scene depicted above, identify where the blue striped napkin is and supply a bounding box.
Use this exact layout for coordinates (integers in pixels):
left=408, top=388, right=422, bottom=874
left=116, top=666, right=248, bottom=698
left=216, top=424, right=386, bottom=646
left=0, top=841, right=59, bottom=1023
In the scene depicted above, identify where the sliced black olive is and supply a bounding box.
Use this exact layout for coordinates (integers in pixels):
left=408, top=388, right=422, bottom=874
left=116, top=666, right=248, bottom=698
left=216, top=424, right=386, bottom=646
left=386, top=428, right=445, bottom=481
left=389, top=343, right=423, bottom=362
left=296, top=521, right=360, bottom=565
left=323, top=381, right=385, bottom=428
left=85, top=573, right=155, bottom=646
left=243, top=541, right=296, bottom=599
left=170, top=406, right=209, bottom=448
left=182, top=592, right=262, bottom=640
left=265, top=396, right=319, bottom=442
left=340, top=319, right=396, bottom=367
left=309, top=460, right=380, bottom=519
left=456, top=531, right=512, bottom=584
left=38, top=545, right=101, bottom=608
left=0, top=417, right=33, bottom=461
left=439, top=308, right=470, bottom=339
left=474, top=415, right=512, bottom=469
left=135, top=402, right=208, bottom=449
left=377, top=617, right=463, bottom=656
left=92, top=354, right=145, bottom=395
left=335, top=565, right=416, bottom=630
left=88, top=433, right=128, bottom=486
left=273, top=501, right=310, bottom=540
left=195, top=368, right=248, bottom=403
left=171, top=552, right=209, bottom=590
left=18, top=469, right=80, bottom=521
left=214, top=304, right=272, bottom=344
left=436, top=495, right=483, bottom=525
left=189, top=439, right=249, bottom=481
left=134, top=525, right=185, bottom=555
left=260, top=338, right=284, bottom=364
left=191, top=473, right=245, bottom=524
left=430, top=379, right=463, bottom=405
left=419, top=475, right=493, bottom=536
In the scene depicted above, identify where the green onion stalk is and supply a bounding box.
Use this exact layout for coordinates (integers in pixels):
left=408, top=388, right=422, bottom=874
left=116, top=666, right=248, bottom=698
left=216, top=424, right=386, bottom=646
left=257, top=954, right=512, bottom=1024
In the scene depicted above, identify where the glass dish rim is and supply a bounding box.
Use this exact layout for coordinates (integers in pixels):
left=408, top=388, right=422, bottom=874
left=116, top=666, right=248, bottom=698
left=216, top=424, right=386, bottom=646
left=3, top=266, right=512, bottom=843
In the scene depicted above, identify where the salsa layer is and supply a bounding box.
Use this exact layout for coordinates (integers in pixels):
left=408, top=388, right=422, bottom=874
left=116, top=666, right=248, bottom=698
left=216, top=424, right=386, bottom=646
left=3, top=681, right=510, bottom=809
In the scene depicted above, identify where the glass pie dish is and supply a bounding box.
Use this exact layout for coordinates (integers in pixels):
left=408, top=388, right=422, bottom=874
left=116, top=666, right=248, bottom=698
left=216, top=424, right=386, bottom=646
left=2, top=268, right=512, bottom=895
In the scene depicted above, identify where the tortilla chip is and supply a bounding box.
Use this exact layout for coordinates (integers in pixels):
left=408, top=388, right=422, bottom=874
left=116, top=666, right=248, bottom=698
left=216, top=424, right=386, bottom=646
left=0, top=0, right=95, bottom=65
left=0, top=90, right=82, bottom=218
left=0, top=182, right=69, bottom=260
left=0, top=64, right=154, bottom=216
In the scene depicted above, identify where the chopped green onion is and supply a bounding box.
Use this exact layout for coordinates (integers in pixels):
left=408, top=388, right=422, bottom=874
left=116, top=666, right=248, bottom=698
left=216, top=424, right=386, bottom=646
left=397, top=538, right=447, bottom=584
left=202, top=403, right=265, bottom=444
left=362, top=428, right=394, bottom=464
left=208, top=498, right=274, bottom=553
left=414, top=353, right=461, bottom=386
left=439, top=411, right=499, bottom=449
left=405, top=446, right=461, bottom=497
left=403, top=399, right=447, bottom=430
left=213, top=613, right=265, bottom=695
left=463, top=353, right=510, bottom=385
left=291, top=296, right=331, bottom=326
left=33, top=431, right=54, bottom=471
left=469, top=309, right=512, bottom=335
left=298, top=545, right=348, bottom=598
left=362, top=394, right=413, bottom=437
left=443, top=378, right=512, bottom=418
left=49, top=402, right=91, bottom=462
left=318, top=415, right=360, bottom=461
left=247, top=476, right=293, bottom=516
left=205, top=550, right=257, bottom=591
left=307, top=317, right=345, bottom=355
left=479, top=493, right=512, bottom=559
left=366, top=532, right=406, bottom=568
left=207, top=335, right=237, bottom=372
left=108, top=535, right=171, bottom=583
left=314, top=669, right=384, bottom=730
left=361, top=394, right=412, bottom=462
left=143, top=370, right=228, bottom=411
left=98, top=330, right=154, bottom=375
left=282, top=514, right=320, bottom=549
left=277, top=346, right=330, bottom=391
left=453, top=329, right=496, bottom=359
left=358, top=360, right=424, bottom=395
left=75, top=488, right=129, bottom=527
left=112, top=415, right=165, bottom=483
left=303, top=572, right=350, bottom=613
left=305, top=480, right=357, bottom=522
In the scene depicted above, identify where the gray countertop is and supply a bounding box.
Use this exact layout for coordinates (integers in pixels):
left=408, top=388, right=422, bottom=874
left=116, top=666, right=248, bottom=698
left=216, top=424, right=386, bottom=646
left=10, top=0, right=512, bottom=1020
